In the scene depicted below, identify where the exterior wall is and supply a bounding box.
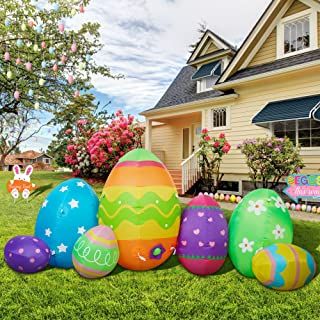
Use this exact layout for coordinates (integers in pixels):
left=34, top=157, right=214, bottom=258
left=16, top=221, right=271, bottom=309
left=248, top=1, right=312, bottom=68
left=199, top=40, right=219, bottom=56
left=318, top=12, right=320, bottom=46
left=151, top=114, right=201, bottom=170
left=36, top=155, right=52, bottom=165
left=201, top=66, right=320, bottom=181
left=283, top=0, right=309, bottom=17
left=249, top=28, right=276, bottom=67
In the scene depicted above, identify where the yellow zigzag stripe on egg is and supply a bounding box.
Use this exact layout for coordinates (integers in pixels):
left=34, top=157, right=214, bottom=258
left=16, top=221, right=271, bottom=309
left=99, top=202, right=181, bottom=220
left=102, top=186, right=178, bottom=202
left=100, top=218, right=181, bottom=240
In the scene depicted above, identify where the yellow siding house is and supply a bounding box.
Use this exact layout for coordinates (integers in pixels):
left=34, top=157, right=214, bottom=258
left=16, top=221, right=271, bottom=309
left=140, top=0, right=320, bottom=195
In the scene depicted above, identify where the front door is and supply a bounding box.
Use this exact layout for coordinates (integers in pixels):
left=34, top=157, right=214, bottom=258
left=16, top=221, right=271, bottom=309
left=192, top=123, right=202, bottom=152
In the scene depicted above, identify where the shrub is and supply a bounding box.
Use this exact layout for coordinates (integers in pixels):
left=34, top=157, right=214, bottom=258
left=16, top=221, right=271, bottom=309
left=197, top=130, right=231, bottom=192
left=237, top=136, right=305, bottom=189
left=64, top=110, right=144, bottom=178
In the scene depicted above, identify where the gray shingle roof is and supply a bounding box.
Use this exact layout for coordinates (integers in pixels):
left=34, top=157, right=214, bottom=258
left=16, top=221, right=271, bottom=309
left=151, top=66, right=224, bottom=110
left=227, top=48, right=320, bottom=82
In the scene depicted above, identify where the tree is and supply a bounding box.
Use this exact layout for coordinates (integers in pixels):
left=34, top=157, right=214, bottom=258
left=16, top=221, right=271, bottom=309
left=0, top=0, right=115, bottom=115
left=189, top=21, right=208, bottom=53
left=0, top=0, right=117, bottom=167
left=0, top=108, right=47, bottom=166
left=47, top=94, right=111, bottom=167
left=237, top=136, right=305, bottom=189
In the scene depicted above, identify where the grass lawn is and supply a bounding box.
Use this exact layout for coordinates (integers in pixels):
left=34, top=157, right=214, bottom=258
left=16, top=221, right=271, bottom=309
left=1, top=171, right=320, bottom=320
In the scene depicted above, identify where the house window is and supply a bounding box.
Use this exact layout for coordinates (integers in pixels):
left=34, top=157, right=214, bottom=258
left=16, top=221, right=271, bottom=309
left=272, top=119, right=320, bottom=148
left=277, top=9, right=318, bottom=59
left=43, top=158, right=50, bottom=164
left=284, top=16, right=310, bottom=54
left=198, top=76, right=219, bottom=92
left=212, top=107, right=227, bottom=129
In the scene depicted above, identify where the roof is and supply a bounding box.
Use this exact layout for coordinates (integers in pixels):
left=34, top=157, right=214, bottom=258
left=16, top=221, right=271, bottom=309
left=252, top=94, right=320, bottom=127
left=151, top=65, right=225, bottom=110
left=191, top=60, right=221, bottom=80
left=187, top=29, right=236, bottom=64
left=226, top=49, right=320, bottom=82
left=3, top=155, right=23, bottom=166
left=15, top=150, right=52, bottom=160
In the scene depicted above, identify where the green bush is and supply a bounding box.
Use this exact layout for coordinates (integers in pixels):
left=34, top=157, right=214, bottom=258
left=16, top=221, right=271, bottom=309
left=237, top=136, right=304, bottom=189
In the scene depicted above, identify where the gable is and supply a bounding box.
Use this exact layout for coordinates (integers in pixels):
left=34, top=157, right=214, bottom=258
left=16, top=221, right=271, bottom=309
left=187, top=30, right=235, bottom=65
left=219, top=0, right=320, bottom=83
left=199, top=41, right=220, bottom=57
left=249, top=1, right=311, bottom=67
left=284, top=0, right=310, bottom=17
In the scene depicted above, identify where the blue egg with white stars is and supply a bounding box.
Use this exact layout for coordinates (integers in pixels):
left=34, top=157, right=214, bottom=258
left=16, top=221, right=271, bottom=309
left=34, top=178, right=99, bottom=269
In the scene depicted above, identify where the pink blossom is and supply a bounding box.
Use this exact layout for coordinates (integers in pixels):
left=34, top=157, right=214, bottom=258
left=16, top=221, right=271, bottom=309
left=219, top=132, right=225, bottom=139
left=201, top=128, right=208, bottom=134
left=204, top=136, right=211, bottom=142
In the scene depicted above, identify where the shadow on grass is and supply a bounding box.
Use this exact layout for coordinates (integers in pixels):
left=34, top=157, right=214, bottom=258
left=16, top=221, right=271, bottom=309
left=29, top=184, right=53, bottom=200
left=157, top=254, right=180, bottom=270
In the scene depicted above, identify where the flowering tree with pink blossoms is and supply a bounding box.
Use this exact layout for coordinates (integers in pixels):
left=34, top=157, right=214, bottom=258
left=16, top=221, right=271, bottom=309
left=64, top=110, right=144, bottom=178
left=197, top=129, right=231, bottom=192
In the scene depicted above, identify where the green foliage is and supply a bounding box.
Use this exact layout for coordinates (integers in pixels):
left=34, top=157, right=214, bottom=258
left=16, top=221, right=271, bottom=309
left=0, top=0, right=116, bottom=115
left=0, top=172, right=320, bottom=319
left=238, top=136, right=305, bottom=189
left=197, top=130, right=231, bottom=192
left=47, top=94, right=111, bottom=167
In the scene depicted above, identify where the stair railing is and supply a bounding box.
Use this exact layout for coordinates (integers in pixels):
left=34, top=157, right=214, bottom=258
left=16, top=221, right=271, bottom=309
left=181, top=148, right=201, bottom=195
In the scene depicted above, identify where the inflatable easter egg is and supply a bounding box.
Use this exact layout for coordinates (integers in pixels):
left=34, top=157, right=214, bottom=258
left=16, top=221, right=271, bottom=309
left=98, top=148, right=181, bottom=271
left=230, top=195, right=236, bottom=203
left=177, top=195, right=228, bottom=275
left=35, top=178, right=99, bottom=269
left=252, top=244, right=316, bottom=291
left=72, top=226, right=119, bottom=279
left=4, top=236, right=50, bottom=273
left=229, top=189, right=293, bottom=278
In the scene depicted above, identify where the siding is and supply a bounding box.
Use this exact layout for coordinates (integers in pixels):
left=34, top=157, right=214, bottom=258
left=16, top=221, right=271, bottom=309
left=249, top=28, right=277, bottom=67
left=283, top=0, right=309, bottom=17
left=151, top=114, right=201, bottom=169
left=199, top=41, right=219, bottom=57
left=204, top=67, right=320, bottom=177
left=318, top=12, right=320, bottom=47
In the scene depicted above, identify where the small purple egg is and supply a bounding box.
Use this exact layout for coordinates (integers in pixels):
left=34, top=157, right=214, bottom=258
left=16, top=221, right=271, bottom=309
left=4, top=236, right=51, bottom=273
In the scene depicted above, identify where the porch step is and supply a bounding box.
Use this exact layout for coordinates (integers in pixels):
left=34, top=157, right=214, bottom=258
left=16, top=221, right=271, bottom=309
left=168, top=169, right=183, bottom=195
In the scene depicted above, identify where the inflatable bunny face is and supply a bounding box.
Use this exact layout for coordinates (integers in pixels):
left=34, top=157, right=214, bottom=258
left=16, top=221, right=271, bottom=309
left=13, top=165, right=33, bottom=183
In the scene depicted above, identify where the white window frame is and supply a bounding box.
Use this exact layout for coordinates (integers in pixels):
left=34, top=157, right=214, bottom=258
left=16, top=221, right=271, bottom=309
left=209, top=106, right=231, bottom=131
left=276, top=8, right=318, bottom=59
left=197, top=76, right=220, bottom=93
left=271, top=119, right=320, bottom=150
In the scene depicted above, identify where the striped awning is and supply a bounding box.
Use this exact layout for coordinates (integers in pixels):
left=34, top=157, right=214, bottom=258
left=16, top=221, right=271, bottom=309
left=252, top=94, right=320, bottom=127
left=191, top=60, right=221, bottom=81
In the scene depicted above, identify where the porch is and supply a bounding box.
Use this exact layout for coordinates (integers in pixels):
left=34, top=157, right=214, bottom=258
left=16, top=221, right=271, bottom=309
left=144, top=111, right=203, bottom=195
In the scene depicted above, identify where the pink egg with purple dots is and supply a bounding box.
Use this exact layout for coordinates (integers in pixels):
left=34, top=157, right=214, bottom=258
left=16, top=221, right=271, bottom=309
left=177, top=194, right=228, bottom=276
left=4, top=236, right=50, bottom=273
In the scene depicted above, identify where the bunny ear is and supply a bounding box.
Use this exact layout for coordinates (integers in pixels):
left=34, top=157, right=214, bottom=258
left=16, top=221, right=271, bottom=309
left=25, top=165, right=33, bottom=177
left=13, top=165, right=20, bottom=175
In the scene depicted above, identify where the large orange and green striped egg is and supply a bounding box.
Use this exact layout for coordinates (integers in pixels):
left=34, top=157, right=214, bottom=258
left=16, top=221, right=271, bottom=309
left=98, top=149, right=181, bottom=271
left=252, top=243, right=316, bottom=291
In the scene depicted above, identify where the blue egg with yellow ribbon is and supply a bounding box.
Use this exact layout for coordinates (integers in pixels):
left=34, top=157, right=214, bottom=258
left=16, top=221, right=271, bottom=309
left=34, top=178, right=99, bottom=269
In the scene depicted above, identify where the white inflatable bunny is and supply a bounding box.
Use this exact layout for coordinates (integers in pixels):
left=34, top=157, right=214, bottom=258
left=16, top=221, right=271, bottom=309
left=8, top=165, right=36, bottom=200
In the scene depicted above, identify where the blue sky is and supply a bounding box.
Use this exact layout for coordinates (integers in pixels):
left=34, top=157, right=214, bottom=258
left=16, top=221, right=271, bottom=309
left=21, top=0, right=271, bottom=151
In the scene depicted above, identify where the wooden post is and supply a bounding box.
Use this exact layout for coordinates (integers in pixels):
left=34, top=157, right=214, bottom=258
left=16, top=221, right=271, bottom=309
left=145, top=119, right=152, bottom=151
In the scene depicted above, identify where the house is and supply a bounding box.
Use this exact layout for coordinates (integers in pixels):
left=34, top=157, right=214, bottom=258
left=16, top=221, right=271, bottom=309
left=3, top=150, right=53, bottom=171
left=140, top=0, right=320, bottom=195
